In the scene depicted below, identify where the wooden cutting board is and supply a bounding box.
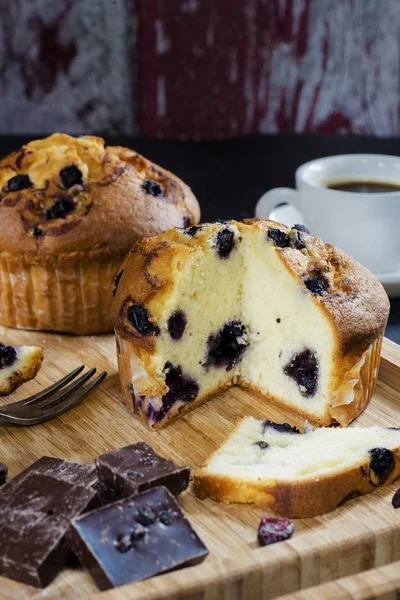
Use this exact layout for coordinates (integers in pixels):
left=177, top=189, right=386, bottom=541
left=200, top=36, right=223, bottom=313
left=0, top=328, right=400, bottom=600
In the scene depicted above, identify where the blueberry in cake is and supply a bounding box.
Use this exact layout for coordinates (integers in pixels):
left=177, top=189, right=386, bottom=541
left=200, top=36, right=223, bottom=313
left=0, top=343, right=43, bottom=395
left=111, top=219, right=389, bottom=429
left=194, top=416, right=400, bottom=517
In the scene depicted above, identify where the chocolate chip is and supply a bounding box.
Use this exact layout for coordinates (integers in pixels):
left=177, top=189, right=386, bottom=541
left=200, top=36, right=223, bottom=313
left=369, top=448, right=395, bottom=485
left=6, top=174, right=33, bottom=192
left=137, top=507, right=157, bottom=526
left=284, top=349, right=319, bottom=397
left=143, top=179, right=163, bottom=197
left=127, top=304, right=160, bottom=336
left=293, top=224, right=310, bottom=234
left=304, top=277, right=329, bottom=295
left=205, top=321, right=248, bottom=372
left=60, top=166, right=83, bottom=189
left=113, top=270, right=124, bottom=297
left=267, top=228, right=290, bottom=248
left=167, top=310, right=187, bottom=340
left=46, top=196, right=76, bottom=220
left=216, top=228, right=235, bottom=258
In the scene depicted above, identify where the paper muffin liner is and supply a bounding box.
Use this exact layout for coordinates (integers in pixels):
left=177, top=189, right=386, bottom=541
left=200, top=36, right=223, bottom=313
left=330, top=334, right=383, bottom=426
left=0, top=255, right=122, bottom=334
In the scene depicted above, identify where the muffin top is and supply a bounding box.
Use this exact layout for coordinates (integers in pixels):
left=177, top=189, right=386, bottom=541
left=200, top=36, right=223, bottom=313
left=0, top=134, right=200, bottom=265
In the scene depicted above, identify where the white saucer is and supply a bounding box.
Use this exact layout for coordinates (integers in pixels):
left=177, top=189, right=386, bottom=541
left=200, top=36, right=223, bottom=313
left=262, top=205, right=400, bottom=299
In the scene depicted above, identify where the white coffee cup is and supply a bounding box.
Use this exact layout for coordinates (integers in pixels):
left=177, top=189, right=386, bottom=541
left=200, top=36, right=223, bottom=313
left=255, top=154, right=400, bottom=275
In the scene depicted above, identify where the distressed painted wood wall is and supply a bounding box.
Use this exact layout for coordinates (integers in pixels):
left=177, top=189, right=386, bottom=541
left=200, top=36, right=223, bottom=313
left=0, top=0, right=399, bottom=137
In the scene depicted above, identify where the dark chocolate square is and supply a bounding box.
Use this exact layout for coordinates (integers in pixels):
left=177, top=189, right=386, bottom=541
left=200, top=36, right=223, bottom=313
left=68, top=486, right=208, bottom=590
left=95, top=442, right=190, bottom=497
left=0, top=461, right=7, bottom=486
left=0, top=472, right=97, bottom=588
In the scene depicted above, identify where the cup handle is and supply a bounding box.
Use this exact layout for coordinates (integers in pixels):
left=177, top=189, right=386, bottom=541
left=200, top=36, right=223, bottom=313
left=255, top=187, right=305, bottom=227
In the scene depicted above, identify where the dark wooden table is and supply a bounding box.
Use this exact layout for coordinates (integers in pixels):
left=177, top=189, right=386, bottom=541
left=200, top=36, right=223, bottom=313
left=1, top=134, right=398, bottom=344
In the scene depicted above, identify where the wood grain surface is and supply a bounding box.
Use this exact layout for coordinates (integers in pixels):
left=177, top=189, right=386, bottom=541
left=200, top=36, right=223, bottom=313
left=0, top=330, right=399, bottom=600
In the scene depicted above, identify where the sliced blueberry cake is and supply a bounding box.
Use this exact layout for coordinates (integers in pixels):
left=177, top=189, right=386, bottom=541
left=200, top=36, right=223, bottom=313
left=111, top=219, right=389, bottom=429
left=0, top=343, right=43, bottom=395
left=194, top=417, right=400, bottom=517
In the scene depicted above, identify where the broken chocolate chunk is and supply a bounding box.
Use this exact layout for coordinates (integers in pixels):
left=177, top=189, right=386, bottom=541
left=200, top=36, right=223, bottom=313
left=305, top=276, right=329, bottom=295
left=6, top=174, right=33, bottom=192
left=267, top=228, right=290, bottom=248
left=205, top=321, right=248, bottom=372
left=127, top=303, right=160, bottom=336
left=284, top=349, right=319, bottom=397
left=167, top=310, right=187, bottom=340
left=216, top=227, right=235, bottom=258
left=46, top=195, right=76, bottom=220
left=0, top=472, right=97, bottom=588
left=95, top=442, right=190, bottom=497
left=143, top=179, right=163, bottom=197
left=68, top=486, right=208, bottom=591
left=261, top=419, right=300, bottom=435
left=0, top=462, right=7, bottom=486
left=60, top=165, right=83, bottom=189
left=0, top=343, right=17, bottom=369
left=368, top=447, right=395, bottom=485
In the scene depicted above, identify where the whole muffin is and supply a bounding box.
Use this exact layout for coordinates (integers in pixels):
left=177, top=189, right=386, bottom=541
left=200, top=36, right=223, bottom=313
left=0, top=134, right=200, bottom=334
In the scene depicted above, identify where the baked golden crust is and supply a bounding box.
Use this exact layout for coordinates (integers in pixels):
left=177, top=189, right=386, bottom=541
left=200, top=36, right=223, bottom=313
left=0, top=134, right=200, bottom=265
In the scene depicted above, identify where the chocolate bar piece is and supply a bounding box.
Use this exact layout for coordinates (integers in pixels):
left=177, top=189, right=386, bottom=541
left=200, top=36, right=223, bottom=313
left=68, top=486, right=208, bottom=590
left=95, top=442, right=190, bottom=497
left=0, top=472, right=97, bottom=588
left=0, top=456, right=98, bottom=503
left=0, top=462, right=7, bottom=486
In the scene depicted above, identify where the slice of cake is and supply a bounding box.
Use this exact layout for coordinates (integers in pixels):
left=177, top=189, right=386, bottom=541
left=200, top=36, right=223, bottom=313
left=111, top=219, right=389, bottom=429
left=0, top=343, right=43, bottom=395
left=194, top=417, right=400, bottom=517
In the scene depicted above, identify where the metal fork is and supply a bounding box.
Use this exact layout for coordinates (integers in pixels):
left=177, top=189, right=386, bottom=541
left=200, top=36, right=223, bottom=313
left=0, top=366, right=107, bottom=426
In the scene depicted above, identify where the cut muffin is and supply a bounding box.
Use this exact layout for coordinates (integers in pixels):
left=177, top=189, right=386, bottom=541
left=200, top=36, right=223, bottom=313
left=111, top=219, right=389, bottom=429
left=0, top=343, right=43, bottom=395
left=0, top=134, right=200, bottom=334
left=194, top=417, right=400, bottom=517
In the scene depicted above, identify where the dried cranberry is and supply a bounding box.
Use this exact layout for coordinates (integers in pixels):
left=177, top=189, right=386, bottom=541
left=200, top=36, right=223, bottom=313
left=305, top=277, right=329, bottom=295
left=392, top=488, right=400, bottom=508
left=167, top=310, right=187, bottom=340
left=284, top=349, right=319, bottom=397
left=258, top=517, right=294, bottom=546
left=46, top=196, right=76, bottom=220
left=60, top=165, right=83, bottom=188
left=205, top=321, right=248, bottom=371
left=216, top=228, right=235, bottom=258
left=127, top=304, right=160, bottom=336
left=7, top=174, right=32, bottom=192
left=369, top=448, right=395, bottom=484
left=262, top=419, right=300, bottom=435
left=143, top=179, right=163, bottom=197
left=267, top=228, right=290, bottom=248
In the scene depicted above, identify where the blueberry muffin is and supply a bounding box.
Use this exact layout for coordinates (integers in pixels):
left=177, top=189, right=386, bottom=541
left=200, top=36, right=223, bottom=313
left=194, top=416, right=400, bottom=517
left=0, top=134, right=200, bottom=334
left=111, top=219, right=389, bottom=429
left=0, top=342, right=43, bottom=395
